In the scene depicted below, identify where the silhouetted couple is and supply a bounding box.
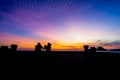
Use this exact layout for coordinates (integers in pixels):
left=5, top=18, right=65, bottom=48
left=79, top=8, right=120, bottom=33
left=35, top=43, right=51, bottom=52
left=84, top=45, right=96, bottom=54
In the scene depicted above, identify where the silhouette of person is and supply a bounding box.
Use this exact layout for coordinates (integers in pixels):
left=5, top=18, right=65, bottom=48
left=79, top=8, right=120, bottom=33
left=44, top=43, right=52, bottom=52
left=90, top=47, right=96, bottom=54
left=44, top=45, right=47, bottom=49
left=11, top=44, right=18, bottom=52
left=35, top=43, right=43, bottom=52
left=84, top=45, right=89, bottom=53
left=0, top=46, right=9, bottom=55
left=1, top=46, right=9, bottom=52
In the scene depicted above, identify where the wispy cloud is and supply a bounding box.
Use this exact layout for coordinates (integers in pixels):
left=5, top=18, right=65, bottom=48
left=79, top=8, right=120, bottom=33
left=93, top=40, right=120, bottom=49
left=103, top=40, right=120, bottom=49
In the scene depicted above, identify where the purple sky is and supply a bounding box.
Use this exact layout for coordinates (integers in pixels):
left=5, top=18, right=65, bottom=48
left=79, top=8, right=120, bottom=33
left=0, top=0, right=120, bottom=50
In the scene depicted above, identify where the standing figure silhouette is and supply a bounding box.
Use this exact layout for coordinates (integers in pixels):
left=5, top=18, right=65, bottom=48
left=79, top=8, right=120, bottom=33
left=35, top=43, right=43, bottom=52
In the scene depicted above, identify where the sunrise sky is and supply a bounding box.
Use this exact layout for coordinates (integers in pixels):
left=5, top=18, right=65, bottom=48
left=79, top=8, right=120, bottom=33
left=0, top=0, right=120, bottom=51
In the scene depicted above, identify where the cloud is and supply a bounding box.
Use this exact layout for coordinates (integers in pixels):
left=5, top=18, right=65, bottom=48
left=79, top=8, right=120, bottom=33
left=103, top=40, right=120, bottom=47
left=94, top=40, right=120, bottom=49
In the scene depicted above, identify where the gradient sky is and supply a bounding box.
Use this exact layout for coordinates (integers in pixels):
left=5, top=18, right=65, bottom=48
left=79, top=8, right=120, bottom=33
left=0, top=0, right=120, bottom=51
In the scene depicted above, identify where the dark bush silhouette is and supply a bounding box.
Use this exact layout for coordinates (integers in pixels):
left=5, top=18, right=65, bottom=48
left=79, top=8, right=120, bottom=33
left=97, top=46, right=107, bottom=51
left=35, top=43, right=43, bottom=52
left=11, top=44, right=18, bottom=52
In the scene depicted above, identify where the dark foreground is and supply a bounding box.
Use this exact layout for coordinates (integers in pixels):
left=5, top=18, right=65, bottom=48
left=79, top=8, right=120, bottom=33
left=0, top=51, right=120, bottom=64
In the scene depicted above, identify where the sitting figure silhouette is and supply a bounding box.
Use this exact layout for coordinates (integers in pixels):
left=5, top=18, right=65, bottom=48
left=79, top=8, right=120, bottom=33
left=0, top=46, right=10, bottom=55
left=84, top=45, right=89, bottom=54
left=35, top=43, right=43, bottom=52
left=44, top=43, right=52, bottom=52
left=1, top=46, right=9, bottom=52
left=90, top=47, right=96, bottom=54
left=83, top=45, right=96, bottom=55
left=11, top=44, right=18, bottom=52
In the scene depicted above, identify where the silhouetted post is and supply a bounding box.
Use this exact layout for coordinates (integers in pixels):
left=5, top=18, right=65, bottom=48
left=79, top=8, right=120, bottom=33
left=11, top=44, right=18, bottom=52
left=84, top=45, right=89, bottom=53
left=35, top=43, right=43, bottom=52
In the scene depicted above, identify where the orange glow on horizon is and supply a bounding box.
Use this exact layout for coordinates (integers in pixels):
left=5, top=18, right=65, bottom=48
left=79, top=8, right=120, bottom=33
left=0, top=33, right=119, bottom=51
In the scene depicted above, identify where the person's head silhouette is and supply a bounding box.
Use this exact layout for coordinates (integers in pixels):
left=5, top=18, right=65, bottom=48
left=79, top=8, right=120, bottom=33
left=38, top=43, right=40, bottom=45
left=35, top=43, right=42, bottom=52
left=44, top=42, right=52, bottom=52
left=48, top=43, right=51, bottom=46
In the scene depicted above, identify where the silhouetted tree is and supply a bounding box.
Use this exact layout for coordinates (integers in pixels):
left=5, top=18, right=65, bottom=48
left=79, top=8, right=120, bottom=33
left=35, top=43, right=43, bottom=52
left=11, top=44, right=18, bottom=52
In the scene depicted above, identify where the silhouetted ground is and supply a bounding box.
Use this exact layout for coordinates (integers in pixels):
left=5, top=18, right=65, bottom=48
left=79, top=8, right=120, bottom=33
left=0, top=51, right=120, bottom=64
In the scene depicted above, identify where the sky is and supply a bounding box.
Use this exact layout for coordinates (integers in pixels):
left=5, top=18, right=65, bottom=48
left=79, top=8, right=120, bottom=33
left=0, top=0, right=120, bottom=51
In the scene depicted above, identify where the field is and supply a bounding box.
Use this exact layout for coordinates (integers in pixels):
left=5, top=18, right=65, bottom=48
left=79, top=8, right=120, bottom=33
left=0, top=51, right=120, bottom=64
